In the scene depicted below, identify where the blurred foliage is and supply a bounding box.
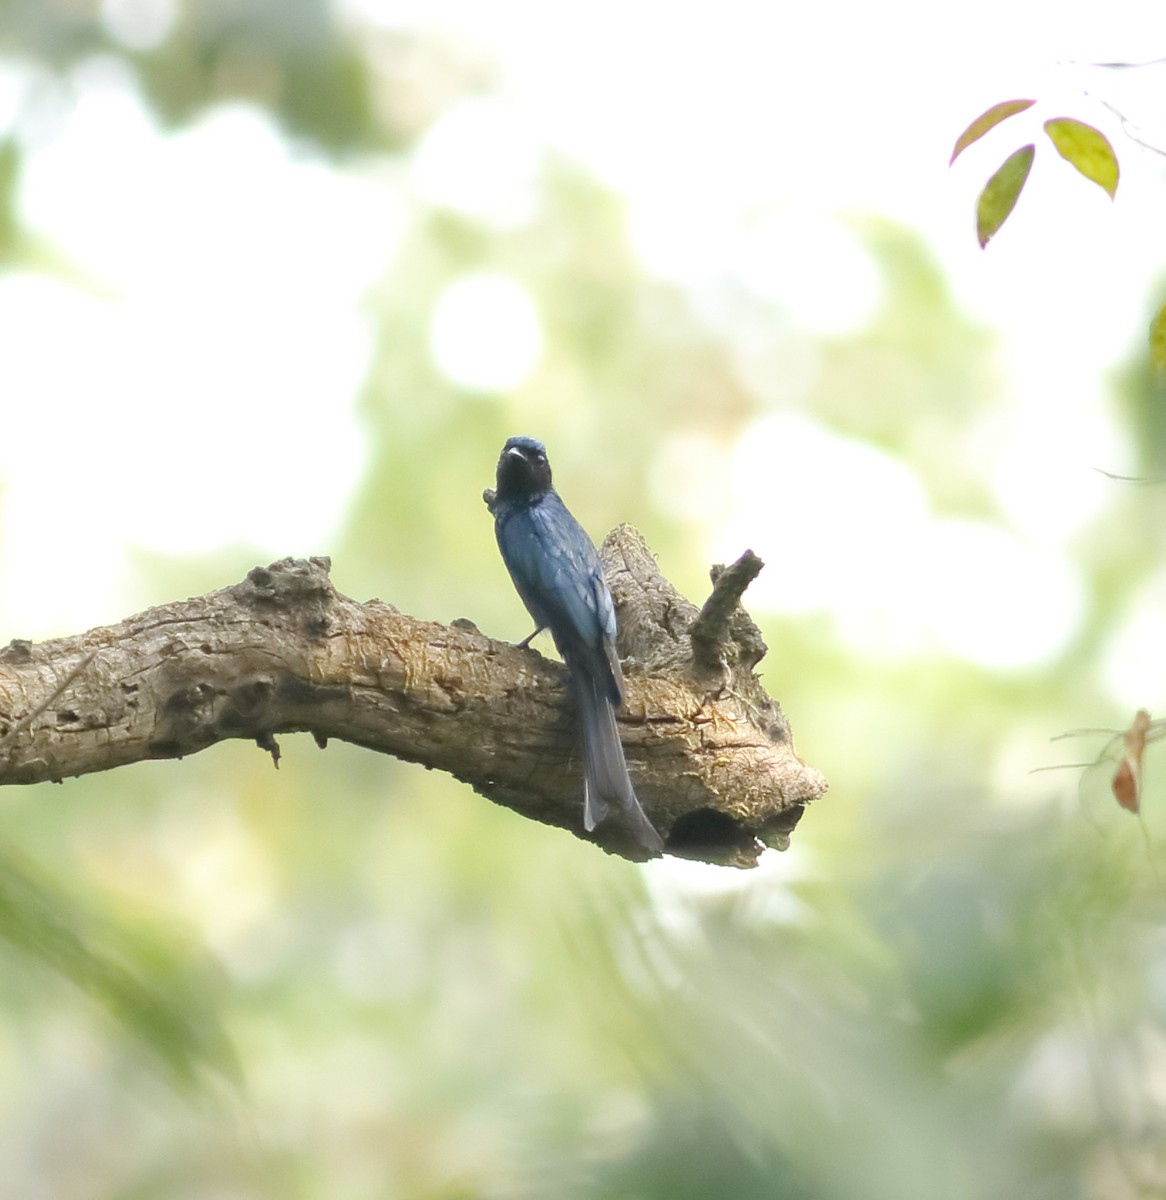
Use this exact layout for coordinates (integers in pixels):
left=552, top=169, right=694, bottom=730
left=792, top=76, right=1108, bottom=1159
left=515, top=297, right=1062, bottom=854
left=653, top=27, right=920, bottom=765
left=1150, top=300, right=1166, bottom=374
left=0, top=838, right=238, bottom=1085
left=1, top=5, right=1166, bottom=1200
left=1, top=0, right=375, bottom=150
left=0, top=136, right=17, bottom=259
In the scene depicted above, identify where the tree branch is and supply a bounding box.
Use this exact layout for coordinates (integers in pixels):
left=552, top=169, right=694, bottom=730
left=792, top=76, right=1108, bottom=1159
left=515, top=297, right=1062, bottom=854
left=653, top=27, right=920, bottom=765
left=690, top=550, right=767, bottom=675
left=0, top=529, right=827, bottom=866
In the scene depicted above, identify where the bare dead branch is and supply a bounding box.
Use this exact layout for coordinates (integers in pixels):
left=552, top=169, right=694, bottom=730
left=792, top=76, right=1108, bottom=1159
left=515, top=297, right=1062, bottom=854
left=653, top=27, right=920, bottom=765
left=0, top=531, right=827, bottom=866
left=690, top=551, right=767, bottom=676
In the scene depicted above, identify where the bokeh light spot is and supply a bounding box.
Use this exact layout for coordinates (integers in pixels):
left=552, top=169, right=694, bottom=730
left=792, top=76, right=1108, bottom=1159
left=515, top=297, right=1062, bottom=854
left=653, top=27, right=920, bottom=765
left=1101, top=571, right=1166, bottom=709
left=918, top=518, right=1084, bottom=670
left=718, top=413, right=1083, bottom=669
left=429, top=272, right=543, bottom=394
left=731, top=212, right=884, bottom=336
left=101, top=0, right=178, bottom=51
left=410, top=96, right=542, bottom=227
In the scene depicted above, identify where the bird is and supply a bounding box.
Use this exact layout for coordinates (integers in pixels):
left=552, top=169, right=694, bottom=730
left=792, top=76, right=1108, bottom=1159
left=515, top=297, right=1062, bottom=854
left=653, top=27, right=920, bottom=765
left=490, top=435, right=664, bottom=854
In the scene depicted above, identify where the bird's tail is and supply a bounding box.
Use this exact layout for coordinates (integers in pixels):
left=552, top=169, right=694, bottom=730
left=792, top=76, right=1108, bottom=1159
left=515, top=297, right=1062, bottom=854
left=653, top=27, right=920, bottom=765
left=573, top=675, right=664, bottom=854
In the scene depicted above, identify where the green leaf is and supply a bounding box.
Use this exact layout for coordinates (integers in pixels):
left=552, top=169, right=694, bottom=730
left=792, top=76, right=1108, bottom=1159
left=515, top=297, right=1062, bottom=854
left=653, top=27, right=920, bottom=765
left=1150, top=302, right=1166, bottom=371
left=950, top=99, right=1036, bottom=164
left=976, top=145, right=1035, bottom=248
left=1043, top=118, right=1120, bottom=198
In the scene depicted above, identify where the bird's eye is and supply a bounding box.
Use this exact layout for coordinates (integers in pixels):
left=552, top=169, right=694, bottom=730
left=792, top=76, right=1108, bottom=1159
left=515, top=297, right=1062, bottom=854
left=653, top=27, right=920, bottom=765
left=535, top=454, right=546, bottom=464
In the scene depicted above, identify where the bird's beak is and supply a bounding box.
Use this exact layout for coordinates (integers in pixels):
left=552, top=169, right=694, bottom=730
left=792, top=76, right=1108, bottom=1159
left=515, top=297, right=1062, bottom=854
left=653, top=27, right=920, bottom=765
left=506, top=446, right=526, bottom=461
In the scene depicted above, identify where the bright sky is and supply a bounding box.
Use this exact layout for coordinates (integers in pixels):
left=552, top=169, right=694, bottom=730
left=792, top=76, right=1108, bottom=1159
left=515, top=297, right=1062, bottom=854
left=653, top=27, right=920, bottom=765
left=1, top=1, right=1164, bottom=703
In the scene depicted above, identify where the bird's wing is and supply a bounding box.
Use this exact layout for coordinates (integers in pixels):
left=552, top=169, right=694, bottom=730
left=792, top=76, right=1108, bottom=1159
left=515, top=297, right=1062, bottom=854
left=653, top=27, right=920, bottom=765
left=523, top=497, right=605, bottom=642
left=504, top=496, right=623, bottom=704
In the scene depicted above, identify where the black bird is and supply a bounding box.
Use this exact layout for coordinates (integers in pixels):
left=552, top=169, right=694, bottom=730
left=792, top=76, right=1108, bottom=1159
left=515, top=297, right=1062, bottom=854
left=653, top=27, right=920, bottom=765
left=491, top=436, right=664, bottom=854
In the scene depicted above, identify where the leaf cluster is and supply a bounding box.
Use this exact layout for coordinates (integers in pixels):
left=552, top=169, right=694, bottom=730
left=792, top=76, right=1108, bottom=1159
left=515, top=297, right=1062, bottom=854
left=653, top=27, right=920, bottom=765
left=950, top=99, right=1119, bottom=247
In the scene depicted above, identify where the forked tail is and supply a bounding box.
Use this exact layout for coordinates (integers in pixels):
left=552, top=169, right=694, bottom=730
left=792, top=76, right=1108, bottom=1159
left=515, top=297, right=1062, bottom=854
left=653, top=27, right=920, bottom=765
left=573, top=673, right=663, bottom=854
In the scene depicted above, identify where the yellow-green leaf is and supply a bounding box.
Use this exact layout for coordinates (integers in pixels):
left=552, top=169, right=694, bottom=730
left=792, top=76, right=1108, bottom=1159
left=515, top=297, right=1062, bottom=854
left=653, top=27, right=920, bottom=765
left=1043, top=118, right=1119, bottom=198
left=1150, top=301, right=1166, bottom=371
left=976, top=144, right=1034, bottom=248
left=950, top=99, right=1036, bottom=164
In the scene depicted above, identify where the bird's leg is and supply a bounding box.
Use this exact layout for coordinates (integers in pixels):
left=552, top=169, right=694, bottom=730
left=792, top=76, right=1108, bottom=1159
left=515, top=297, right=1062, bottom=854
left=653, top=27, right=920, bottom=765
left=517, top=625, right=546, bottom=650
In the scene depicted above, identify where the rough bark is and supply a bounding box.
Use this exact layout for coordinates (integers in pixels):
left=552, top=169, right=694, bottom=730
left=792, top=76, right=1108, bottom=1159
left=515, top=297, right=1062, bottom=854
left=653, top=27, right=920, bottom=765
left=0, top=526, right=827, bottom=866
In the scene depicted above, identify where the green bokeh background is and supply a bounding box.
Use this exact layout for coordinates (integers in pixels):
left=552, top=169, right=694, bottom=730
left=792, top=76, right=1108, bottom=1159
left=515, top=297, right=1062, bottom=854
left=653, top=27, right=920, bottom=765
left=1, top=4, right=1165, bottom=1198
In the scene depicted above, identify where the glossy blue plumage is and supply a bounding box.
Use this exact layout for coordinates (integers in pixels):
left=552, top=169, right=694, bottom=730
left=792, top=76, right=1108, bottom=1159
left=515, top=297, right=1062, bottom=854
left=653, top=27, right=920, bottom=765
left=492, top=437, right=663, bottom=853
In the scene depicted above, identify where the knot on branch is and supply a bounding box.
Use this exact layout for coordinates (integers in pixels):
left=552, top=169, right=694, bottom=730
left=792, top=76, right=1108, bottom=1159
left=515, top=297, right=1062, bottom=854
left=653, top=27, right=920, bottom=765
left=234, top=557, right=336, bottom=641
left=1, top=639, right=33, bottom=663
left=151, top=675, right=280, bottom=760
left=236, top=557, right=334, bottom=608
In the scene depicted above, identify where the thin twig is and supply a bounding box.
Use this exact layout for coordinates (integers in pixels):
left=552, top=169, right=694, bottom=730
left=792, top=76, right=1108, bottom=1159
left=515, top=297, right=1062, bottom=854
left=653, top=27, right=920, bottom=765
left=1093, top=467, right=1166, bottom=485
left=1096, top=98, right=1166, bottom=159
left=1075, top=56, right=1166, bottom=70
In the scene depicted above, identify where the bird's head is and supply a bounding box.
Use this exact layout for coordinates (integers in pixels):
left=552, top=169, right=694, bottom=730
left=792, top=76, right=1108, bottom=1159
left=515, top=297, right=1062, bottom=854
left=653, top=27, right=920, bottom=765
left=495, top=436, right=553, bottom=501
